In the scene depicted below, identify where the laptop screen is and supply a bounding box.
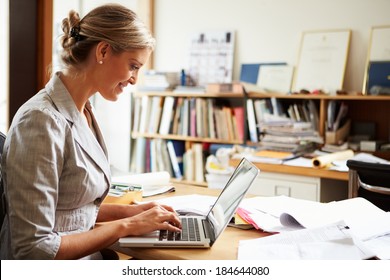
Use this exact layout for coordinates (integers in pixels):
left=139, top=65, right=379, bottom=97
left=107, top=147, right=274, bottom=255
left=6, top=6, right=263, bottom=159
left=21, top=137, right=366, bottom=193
left=206, top=158, right=259, bottom=244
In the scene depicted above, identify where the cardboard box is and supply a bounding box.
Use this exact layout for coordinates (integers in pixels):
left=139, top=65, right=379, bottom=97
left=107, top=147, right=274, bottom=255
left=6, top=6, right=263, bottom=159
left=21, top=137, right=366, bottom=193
left=206, top=82, right=243, bottom=94
left=325, top=119, right=351, bottom=145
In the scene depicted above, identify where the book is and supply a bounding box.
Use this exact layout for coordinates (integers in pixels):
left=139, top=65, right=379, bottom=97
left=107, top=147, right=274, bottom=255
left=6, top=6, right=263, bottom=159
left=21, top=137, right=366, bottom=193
left=147, top=96, right=163, bottom=134
left=246, top=99, right=258, bottom=142
left=167, top=140, right=183, bottom=179
left=195, top=98, right=203, bottom=137
left=171, top=97, right=183, bottom=134
left=233, top=106, right=245, bottom=141
left=134, top=137, right=146, bottom=174
left=160, top=139, right=174, bottom=177
left=193, top=143, right=205, bottom=183
left=171, top=140, right=185, bottom=175
left=138, top=95, right=151, bottom=133
left=158, top=96, right=175, bottom=135
left=180, top=98, right=190, bottom=136
left=225, top=107, right=236, bottom=140
left=207, top=99, right=216, bottom=139
left=189, top=98, right=197, bottom=137
left=246, top=150, right=297, bottom=164
left=183, top=148, right=194, bottom=182
left=132, top=96, right=141, bottom=133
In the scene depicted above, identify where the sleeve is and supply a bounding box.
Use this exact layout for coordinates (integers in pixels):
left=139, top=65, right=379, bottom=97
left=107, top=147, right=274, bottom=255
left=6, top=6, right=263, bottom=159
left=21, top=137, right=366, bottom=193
left=5, top=108, right=67, bottom=259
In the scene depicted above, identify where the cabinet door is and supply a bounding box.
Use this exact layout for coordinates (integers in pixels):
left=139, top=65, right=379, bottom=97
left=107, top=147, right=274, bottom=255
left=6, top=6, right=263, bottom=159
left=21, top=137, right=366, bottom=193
left=249, top=172, right=321, bottom=201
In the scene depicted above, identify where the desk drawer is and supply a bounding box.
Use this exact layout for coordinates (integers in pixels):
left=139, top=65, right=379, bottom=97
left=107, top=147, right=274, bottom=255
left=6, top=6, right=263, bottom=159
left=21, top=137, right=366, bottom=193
left=249, top=172, right=320, bottom=201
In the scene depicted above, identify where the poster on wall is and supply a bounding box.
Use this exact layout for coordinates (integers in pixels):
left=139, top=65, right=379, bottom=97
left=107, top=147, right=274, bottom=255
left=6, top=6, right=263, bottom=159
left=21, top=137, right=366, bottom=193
left=187, top=30, right=235, bottom=86
left=292, top=29, right=351, bottom=95
left=363, top=25, right=390, bottom=95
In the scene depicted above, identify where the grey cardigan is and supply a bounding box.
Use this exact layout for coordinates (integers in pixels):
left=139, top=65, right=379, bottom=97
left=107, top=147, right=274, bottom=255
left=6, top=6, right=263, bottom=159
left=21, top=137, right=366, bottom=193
left=0, top=73, right=110, bottom=259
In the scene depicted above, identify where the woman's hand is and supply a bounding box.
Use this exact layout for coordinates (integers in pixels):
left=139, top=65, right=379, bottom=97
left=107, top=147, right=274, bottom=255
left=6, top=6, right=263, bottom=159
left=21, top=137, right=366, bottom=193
left=119, top=203, right=181, bottom=236
left=136, top=201, right=176, bottom=214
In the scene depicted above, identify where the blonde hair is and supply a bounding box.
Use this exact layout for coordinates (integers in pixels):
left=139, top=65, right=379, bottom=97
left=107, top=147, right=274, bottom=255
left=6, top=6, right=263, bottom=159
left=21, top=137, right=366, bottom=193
left=60, top=3, right=155, bottom=67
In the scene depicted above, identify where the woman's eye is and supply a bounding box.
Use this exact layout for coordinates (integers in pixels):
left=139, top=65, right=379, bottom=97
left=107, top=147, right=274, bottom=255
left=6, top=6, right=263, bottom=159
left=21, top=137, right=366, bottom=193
left=130, top=65, right=139, bottom=71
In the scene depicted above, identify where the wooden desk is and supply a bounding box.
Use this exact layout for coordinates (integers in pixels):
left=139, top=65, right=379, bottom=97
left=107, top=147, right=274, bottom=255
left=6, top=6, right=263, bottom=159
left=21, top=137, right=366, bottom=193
left=109, top=184, right=270, bottom=260
left=230, top=158, right=348, bottom=181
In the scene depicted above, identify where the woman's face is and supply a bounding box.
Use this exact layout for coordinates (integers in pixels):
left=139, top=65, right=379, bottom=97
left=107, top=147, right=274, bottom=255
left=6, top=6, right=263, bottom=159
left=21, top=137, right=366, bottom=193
left=97, top=47, right=151, bottom=101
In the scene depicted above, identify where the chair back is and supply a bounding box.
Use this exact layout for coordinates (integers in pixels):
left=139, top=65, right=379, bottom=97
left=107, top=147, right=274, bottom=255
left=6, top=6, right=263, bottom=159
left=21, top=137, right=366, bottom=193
left=347, top=159, right=390, bottom=211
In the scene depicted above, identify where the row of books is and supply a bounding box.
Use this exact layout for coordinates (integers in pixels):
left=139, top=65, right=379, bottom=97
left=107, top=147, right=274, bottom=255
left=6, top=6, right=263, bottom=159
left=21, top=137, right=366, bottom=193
left=247, top=98, right=322, bottom=153
left=132, top=95, right=245, bottom=141
left=129, top=138, right=207, bottom=183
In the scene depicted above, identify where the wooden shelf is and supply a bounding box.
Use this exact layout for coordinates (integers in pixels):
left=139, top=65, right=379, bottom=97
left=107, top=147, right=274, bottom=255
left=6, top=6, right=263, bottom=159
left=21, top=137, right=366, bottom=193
left=132, top=89, right=389, bottom=187
left=230, top=158, right=348, bottom=181
left=247, top=91, right=390, bottom=140
left=134, top=91, right=244, bottom=98
left=247, top=92, right=390, bottom=101
left=132, top=132, right=244, bottom=144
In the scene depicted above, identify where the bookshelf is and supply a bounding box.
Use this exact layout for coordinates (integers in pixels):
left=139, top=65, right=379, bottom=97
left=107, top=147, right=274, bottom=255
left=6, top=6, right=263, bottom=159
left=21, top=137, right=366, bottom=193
left=246, top=92, right=390, bottom=159
left=130, top=90, right=246, bottom=186
left=130, top=89, right=390, bottom=189
left=238, top=91, right=390, bottom=202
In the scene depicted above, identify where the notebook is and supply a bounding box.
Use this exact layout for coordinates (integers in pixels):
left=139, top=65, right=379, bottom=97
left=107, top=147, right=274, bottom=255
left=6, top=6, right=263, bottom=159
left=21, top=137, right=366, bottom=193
left=119, top=157, right=260, bottom=248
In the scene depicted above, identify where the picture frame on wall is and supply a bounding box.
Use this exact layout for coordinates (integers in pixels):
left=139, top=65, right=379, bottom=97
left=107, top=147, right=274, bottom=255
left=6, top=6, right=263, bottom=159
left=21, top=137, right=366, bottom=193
left=362, top=25, right=390, bottom=95
left=292, top=29, right=351, bottom=95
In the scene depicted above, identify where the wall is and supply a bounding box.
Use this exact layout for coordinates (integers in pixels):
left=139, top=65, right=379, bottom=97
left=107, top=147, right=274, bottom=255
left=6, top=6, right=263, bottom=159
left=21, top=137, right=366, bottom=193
left=153, top=0, right=390, bottom=92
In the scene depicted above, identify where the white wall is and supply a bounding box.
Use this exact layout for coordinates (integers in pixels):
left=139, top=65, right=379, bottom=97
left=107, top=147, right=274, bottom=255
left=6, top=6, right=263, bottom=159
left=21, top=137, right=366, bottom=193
left=153, top=0, right=390, bottom=92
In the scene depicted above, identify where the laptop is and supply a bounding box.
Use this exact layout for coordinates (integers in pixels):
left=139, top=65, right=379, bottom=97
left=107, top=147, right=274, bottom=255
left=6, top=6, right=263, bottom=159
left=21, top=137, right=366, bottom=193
left=119, top=157, right=259, bottom=248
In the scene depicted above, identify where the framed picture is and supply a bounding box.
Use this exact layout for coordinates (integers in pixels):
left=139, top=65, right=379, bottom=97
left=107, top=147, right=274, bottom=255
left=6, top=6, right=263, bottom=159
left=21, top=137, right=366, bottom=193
left=292, top=29, right=351, bottom=94
left=363, top=25, right=390, bottom=94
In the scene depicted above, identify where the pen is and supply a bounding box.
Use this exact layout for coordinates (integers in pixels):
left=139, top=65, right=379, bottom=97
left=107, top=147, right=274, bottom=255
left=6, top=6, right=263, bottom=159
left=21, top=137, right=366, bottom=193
left=111, top=184, right=142, bottom=192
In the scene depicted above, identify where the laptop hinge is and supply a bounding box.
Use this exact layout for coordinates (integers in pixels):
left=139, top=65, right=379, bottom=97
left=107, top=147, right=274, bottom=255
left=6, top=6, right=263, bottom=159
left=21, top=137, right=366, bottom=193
left=202, top=219, right=215, bottom=244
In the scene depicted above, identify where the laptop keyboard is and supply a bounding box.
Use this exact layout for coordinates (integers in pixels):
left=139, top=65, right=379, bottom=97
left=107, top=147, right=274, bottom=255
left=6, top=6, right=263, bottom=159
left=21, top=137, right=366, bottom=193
left=159, top=217, right=201, bottom=242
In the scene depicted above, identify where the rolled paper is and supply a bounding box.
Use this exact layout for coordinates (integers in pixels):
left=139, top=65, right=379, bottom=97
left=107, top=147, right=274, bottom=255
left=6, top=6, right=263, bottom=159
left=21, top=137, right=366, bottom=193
left=312, top=149, right=354, bottom=168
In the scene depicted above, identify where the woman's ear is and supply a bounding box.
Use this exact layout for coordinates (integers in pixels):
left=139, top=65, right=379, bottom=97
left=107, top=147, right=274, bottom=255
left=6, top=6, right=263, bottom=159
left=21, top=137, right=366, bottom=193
left=95, top=41, right=111, bottom=63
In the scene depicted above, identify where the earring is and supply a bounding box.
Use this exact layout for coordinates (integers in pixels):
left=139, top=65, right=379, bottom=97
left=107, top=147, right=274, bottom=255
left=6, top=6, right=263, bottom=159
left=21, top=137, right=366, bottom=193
left=98, top=60, right=103, bottom=65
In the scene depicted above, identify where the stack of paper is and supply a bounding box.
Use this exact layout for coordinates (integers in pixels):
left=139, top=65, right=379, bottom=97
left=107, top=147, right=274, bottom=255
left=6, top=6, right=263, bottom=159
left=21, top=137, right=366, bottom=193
left=112, top=171, right=175, bottom=198
left=245, top=150, right=298, bottom=164
left=236, top=195, right=390, bottom=259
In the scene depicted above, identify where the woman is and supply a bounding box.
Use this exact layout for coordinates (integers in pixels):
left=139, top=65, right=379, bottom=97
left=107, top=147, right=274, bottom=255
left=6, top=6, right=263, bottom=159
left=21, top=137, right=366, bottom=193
left=0, top=4, right=181, bottom=260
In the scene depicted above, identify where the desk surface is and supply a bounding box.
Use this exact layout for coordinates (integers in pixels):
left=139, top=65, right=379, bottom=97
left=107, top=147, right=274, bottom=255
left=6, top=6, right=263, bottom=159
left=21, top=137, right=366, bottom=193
left=230, top=159, right=348, bottom=181
left=110, top=184, right=270, bottom=260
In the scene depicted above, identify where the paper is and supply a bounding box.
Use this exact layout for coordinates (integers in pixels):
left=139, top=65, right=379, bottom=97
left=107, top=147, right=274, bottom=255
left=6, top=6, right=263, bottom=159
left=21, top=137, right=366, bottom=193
left=330, top=152, right=390, bottom=172
left=256, top=65, right=294, bottom=93
left=237, top=196, right=390, bottom=241
left=363, top=234, right=390, bottom=260
left=238, top=221, right=375, bottom=260
left=293, top=30, right=351, bottom=93
left=112, top=171, right=170, bottom=186
left=312, top=149, right=354, bottom=168
left=112, top=171, right=174, bottom=198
